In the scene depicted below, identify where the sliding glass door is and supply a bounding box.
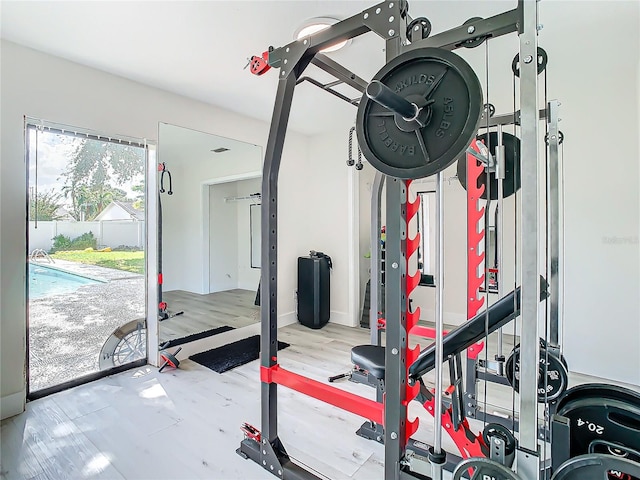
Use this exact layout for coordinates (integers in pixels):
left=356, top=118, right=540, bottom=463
left=26, top=120, right=149, bottom=397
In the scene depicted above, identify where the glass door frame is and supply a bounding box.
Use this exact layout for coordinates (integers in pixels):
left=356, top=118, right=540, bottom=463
left=24, top=118, right=157, bottom=399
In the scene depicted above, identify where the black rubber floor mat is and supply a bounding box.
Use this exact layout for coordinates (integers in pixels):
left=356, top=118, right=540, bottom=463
left=189, top=335, right=290, bottom=373
left=160, top=325, right=235, bottom=349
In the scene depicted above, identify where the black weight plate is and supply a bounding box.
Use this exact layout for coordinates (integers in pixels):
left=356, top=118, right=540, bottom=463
left=357, top=47, right=482, bottom=180
left=505, top=346, right=568, bottom=402
left=557, top=384, right=640, bottom=414
left=559, top=352, right=568, bottom=370
left=556, top=395, right=640, bottom=462
left=452, top=457, right=521, bottom=479
left=457, top=131, right=521, bottom=200
left=551, top=453, right=640, bottom=480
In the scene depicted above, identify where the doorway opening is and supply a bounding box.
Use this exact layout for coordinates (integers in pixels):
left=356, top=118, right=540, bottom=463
left=26, top=120, right=149, bottom=397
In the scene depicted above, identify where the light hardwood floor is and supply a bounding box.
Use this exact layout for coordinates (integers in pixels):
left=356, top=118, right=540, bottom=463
left=159, top=289, right=259, bottom=344
left=2, top=322, right=638, bottom=480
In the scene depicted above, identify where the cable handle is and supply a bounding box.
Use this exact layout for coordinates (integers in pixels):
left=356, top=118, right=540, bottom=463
left=347, top=126, right=356, bottom=166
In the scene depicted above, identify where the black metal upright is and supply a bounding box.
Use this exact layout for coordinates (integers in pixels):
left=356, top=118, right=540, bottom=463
left=238, top=1, right=535, bottom=479
left=261, top=71, right=297, bottom=448
left=243, top=4, right=415, bottom=477
left=384, top=177, right=409, bottom=479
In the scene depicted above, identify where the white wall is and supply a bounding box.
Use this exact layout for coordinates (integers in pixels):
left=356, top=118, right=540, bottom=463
left=356, top=1, right=640, bottom=385
left=209, top=182, right=239, bottom=292
left=357, top=162, right=378, bottom=319
left=0, top=40, right=310, bottom=419
left=236, top=178, right=262, bottom=291
left=538, top=1, right=639, bottom=385
left=289, top=130, right=358, bottom=326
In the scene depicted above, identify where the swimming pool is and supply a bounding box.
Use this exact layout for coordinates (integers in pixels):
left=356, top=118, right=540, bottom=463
left=28, top=264, right=101, bottom=299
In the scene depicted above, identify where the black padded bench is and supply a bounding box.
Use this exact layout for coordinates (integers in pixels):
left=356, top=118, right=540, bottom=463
left=351, top=344, right=386, bottom=380
left=350, top=280, right=548, bottom=382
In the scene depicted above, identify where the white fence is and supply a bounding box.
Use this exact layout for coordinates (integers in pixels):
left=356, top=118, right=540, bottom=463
left=29, top=221, right=145, bottom=251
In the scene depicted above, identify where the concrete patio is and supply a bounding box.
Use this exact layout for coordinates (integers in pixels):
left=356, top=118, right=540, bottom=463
left=28, top=259, right=145, bottom=392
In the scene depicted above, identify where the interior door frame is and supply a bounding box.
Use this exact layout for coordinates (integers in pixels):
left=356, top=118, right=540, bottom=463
left=201, top=171, right=262, bottom=294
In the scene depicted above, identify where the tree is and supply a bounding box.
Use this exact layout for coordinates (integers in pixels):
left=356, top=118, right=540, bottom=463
left=29, top=189, right=65, bottom=221
left=70, top=185, right=128, bottom=221
left=131, top=183, right=145, bottom=210
left=61, top=138, right=144, bottom=220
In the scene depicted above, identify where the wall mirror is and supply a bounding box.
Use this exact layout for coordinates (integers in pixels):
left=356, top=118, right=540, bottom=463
left=157, top=123, right=262, bottom=347
left=417, top=191, right=436, bottom=286
left=250, top=203, right=261, bottom=269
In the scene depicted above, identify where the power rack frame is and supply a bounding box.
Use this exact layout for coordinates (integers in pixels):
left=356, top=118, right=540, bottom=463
left=237, top=1, right=544, bottom=479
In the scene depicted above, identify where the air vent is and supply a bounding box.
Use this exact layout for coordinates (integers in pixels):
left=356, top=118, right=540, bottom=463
left=211, top=147, right=230, bottom=153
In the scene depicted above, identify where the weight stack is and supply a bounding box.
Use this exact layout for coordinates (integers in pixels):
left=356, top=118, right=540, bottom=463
left=297, top=254, right=331, bottom=329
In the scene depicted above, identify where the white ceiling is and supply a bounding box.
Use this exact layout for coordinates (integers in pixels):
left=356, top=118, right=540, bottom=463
left=0, top=0, right=519, bottom=136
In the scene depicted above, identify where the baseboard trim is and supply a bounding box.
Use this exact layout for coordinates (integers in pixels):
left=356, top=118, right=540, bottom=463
left=1, top=390, right=26, bottom=420
left=278, top=311, right=297, bottom=328
left=329, top=310, right=353, bottom=327
left=237, top=282, right=260, bottom=292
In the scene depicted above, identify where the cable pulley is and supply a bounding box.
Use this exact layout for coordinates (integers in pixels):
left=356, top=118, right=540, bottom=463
left=456, top=131, right=521, bottom=200
left=356, top=47, right=483, bottom=179
left=482, top=423, right=517, bottom=456
left=461, top=17, right=489, bottom=49
left=545, top=130, right=565, bottom=145
left=512, top=47, right=548, bottom=77
left=406, top=17, right=432, bottom=42
left=482, top=103, right=496, bottom=119
left=452, top=457, right=521, bottom=479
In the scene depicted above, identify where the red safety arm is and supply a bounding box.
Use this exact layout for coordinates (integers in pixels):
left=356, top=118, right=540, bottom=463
left=261, top=365, right=384, bottom=425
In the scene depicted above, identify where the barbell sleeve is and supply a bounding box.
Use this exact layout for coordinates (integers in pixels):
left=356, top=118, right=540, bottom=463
left=366, top=80, right=418, bottom=120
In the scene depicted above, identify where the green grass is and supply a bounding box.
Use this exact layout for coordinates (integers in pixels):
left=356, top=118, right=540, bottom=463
left=50, top=250, right=145, bottom=274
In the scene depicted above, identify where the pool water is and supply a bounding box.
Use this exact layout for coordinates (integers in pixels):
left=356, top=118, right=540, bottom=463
left=29, top=264, right=101, bottom=299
